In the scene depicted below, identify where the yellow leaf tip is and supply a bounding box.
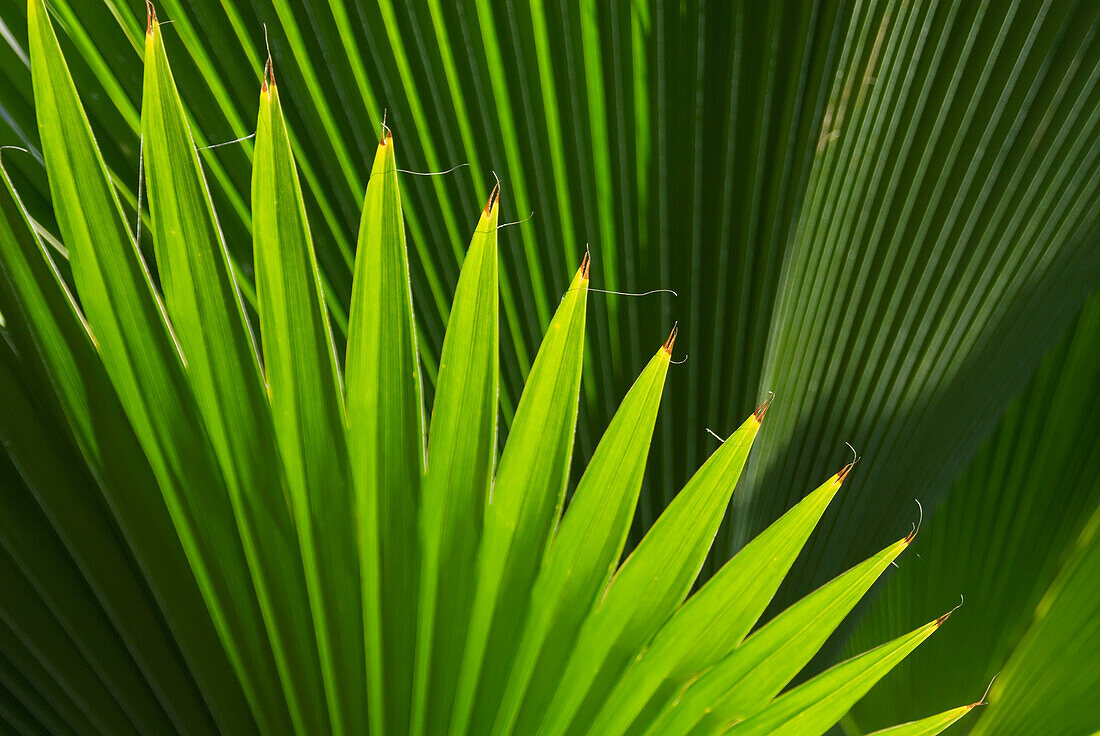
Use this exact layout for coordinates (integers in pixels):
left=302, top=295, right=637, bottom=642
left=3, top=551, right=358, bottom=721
left=753, top=390, right=774, bottom=423
left=662, top=322, right=678, bottom=356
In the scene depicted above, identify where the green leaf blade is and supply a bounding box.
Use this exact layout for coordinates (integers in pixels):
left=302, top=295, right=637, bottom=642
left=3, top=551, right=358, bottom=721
left=411, top=185, right=500, bottom=736
left=0, top=151, right=254, bottom=736
left=493, top=339, right=673, bottom=736
left=449, top=256, right=589, bottom=736
left=969, top=506, right=1100, bottom=735
left=345, top=130, right=426, bottom=736
left=724, top=614, right=948, bottom=736
left=141, top=19, right=332, bottom=736
left=867, top=704, right=976, bottom=736
left=646, top=538, right=910, bottom=736
left=27, top=2, right=287, bottom=730
left=0, top=350, right=175, bottom=736
left=533, top=403, right=763, bottom=736
left=591, top=464, right=853, bottom=736
left=251, top=69, right=361, bottom=736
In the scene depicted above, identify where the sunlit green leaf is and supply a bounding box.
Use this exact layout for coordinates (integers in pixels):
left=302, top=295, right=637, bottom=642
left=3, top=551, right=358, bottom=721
left=642, top=538, right=910, bottom=736
left=28, top=1, right=286, bottom=729
left=724, top=614, right=950, bottom=736
left=345, top=129, right=425, bottom=736
left=412, top=185, right=499, bottom=736
left=591, top=463, right=854, bottom=736
left=252, top=60, right=361, bottom=736
left=531, top=403, right=763, bottom=736
left=450, top=255, right=588, bottom=736
left=142, top=17, right=329, bottom=734
left=494, top=337, right=673, bottom=736
left=866, top=704, right=978, bottom=736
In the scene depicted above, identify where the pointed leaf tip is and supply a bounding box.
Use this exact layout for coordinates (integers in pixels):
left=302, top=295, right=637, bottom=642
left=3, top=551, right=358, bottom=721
left=262, top=51, right=274, bottom=96
left=663, top=322, right=678, bottom=355
left=483, top=181, right=501, bottom=217
left=935, top=596, right=964, bottom=628
left=904, top=499, right=924, bottom=545
left=837, top=462, right=855, bottom=484
left=145, top=0, right=157, bottom=35
left=753, top=392, right=774, bottom=422
left=378, top=111, right=392, bottom=147
left=580, top=250, right=591, bottom=281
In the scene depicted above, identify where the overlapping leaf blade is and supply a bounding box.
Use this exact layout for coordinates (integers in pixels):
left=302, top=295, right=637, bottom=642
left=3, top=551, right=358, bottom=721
left=589, top=465, right=853, bottom=736
left=967, top=506, right=1100, bottom=735
left=27, top=1, right=286, bottom=729
left=252, top=64, right=361, bottom=736
left=450, top=257, right=588, bottom=736
left=531, top=406, right=762, bottom=736
left=0, top=160, right=233, bottom=734
left=0, top=0, right=1097, bottom=733
left=494, top=339, right=673, bottom=736
left=0, top=349, right=172, bottom=736
left=142, top=16, right=330, bottom=735
left=0, top=3, right=1095, bottom=594
left=845, top=291, right=1100, bottom=735
left=724, top=614, right=950, bottom=736
left=640, top=538, right=912, bottom=736
left=741, top=0, right=1100, bottom=625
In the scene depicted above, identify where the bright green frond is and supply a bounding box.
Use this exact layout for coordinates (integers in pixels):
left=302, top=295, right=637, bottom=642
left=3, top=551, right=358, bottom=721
left=412, top=185, right=500, bottom=736
left=346, top=130, right=425, bottom=736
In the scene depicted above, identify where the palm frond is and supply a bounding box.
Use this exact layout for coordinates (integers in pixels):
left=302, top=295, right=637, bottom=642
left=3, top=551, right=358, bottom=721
left=1, top=1, right=1098, bottom=735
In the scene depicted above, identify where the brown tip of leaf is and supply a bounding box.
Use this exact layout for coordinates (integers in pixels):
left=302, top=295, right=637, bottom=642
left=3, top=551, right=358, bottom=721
left=262, top=53, right=275, bottom=97
left=753, top=392, right=774, bottom=422
left=935, top=596, right=964, bottom=627
left=145, top=0, right=157, bottom=35
left=483, top=181, right=501, bottom=217
left=837, top=462, right=855, bottom=484
left=663, top=322, right=679, bottom=355
left=904, top=499, right=924, bottom=546
left=580, top=249, right=591, bottom=281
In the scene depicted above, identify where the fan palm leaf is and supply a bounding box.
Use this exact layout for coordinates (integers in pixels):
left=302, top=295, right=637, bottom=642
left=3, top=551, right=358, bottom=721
left=1, top=0, right=1098, bottom=734
left=0, top=4, right=991, bottom=734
